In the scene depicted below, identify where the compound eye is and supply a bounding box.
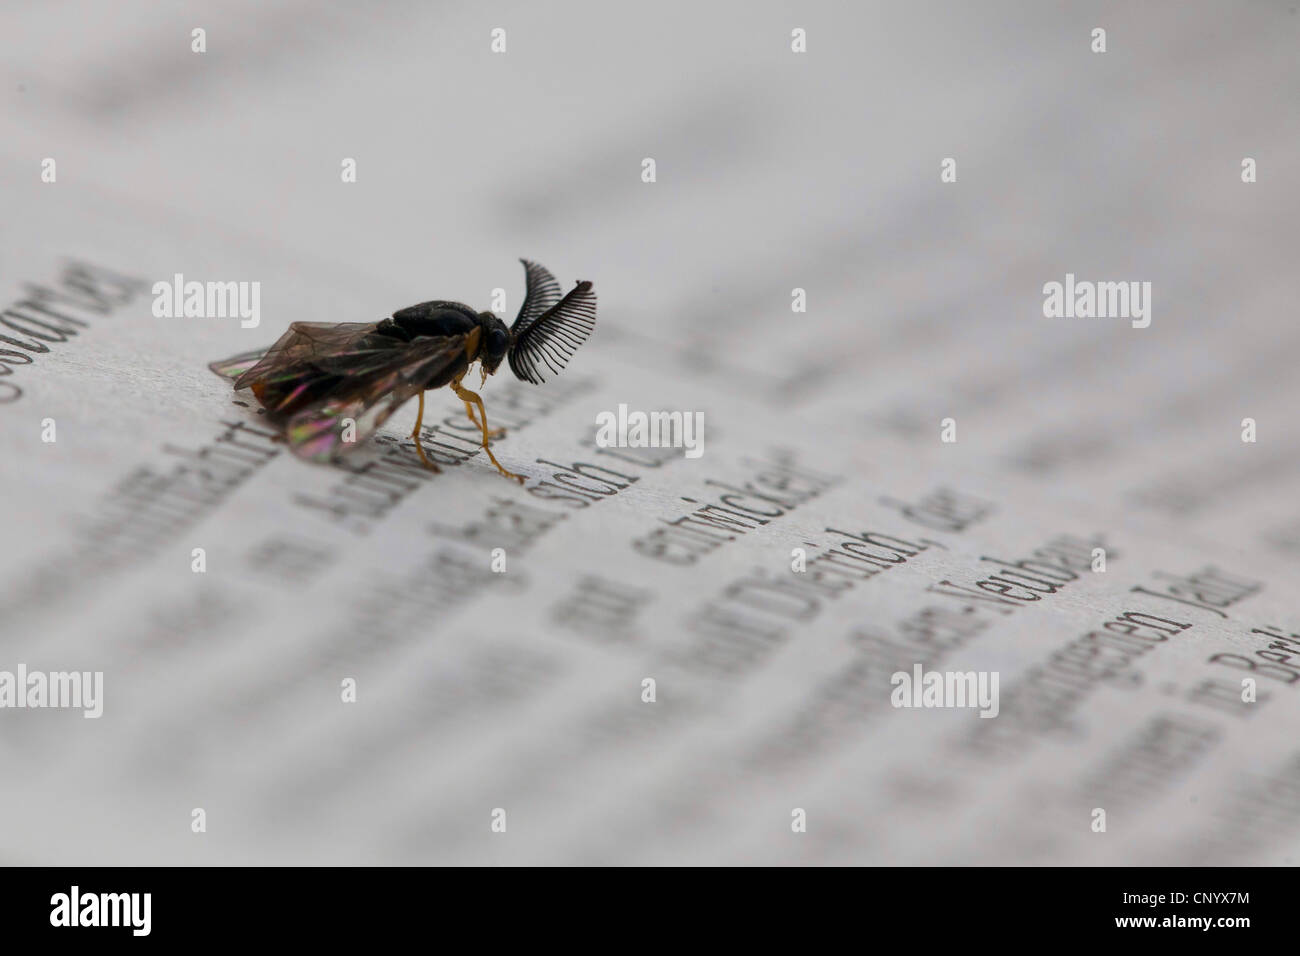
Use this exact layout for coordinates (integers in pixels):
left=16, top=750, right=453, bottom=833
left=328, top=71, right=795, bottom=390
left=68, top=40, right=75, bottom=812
left=488, top=327, right=509, bottom=357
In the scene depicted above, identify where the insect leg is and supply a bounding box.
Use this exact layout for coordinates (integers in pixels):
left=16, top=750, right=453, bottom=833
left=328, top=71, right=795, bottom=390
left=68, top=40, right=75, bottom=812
left=463, top=401, right=507, bottom=442
left=410, top=390, right=440, bottom=472
left=450, top=378, right=524, bottom=483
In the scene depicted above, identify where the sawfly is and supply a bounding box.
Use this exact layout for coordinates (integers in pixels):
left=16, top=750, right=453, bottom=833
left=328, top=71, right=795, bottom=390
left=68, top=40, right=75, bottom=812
left=209, top=259, right=595, bottom=483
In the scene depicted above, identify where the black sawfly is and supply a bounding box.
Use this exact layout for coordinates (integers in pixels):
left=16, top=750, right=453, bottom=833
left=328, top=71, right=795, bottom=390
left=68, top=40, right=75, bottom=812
left=209, top=259, right=596, bottom=483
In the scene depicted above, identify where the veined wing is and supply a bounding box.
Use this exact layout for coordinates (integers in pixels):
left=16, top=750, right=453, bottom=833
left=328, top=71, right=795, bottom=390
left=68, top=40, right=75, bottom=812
left=210, top=321, right=460, bottom=421
left=227, top=321, right=404, bottom=390
left=209, top=349, right=268, bottom=381
left=281, top=333, right=468, bottom=462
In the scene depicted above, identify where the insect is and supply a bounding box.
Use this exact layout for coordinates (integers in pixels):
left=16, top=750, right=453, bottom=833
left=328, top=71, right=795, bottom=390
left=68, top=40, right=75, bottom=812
left=209, top=259, right=595, bottom=483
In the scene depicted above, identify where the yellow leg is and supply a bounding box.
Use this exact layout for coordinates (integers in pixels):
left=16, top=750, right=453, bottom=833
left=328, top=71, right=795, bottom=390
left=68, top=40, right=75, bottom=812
left=464, top=401, right=506, bottom=441
left=451, top=378, right=524, bottom=483
left=410, top=391, right=440, bottom=472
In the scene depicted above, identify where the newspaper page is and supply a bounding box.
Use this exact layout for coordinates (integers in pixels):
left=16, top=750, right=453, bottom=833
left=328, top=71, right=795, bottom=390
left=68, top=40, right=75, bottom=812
left=0, top=0, right=1297, bottom=868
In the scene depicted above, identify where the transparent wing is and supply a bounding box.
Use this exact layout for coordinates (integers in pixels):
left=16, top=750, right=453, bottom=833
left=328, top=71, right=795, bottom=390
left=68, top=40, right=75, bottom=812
left=227, top=322, right=402, bottom=389
left=507, top=280, right=596, bottom=384
left=511, top=259, right=563, bottom=338
left=282, top=336, right=468, bottom=462
left=284, top=387, right=417, bottom=463
left=210, top=320, right=466, bottom=416
left=209, top=349, right=267, bottom=381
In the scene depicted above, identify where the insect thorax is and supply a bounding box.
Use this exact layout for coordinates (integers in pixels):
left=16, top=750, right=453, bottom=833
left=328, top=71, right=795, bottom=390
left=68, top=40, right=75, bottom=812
left=381, top=301, right=479, bottom=341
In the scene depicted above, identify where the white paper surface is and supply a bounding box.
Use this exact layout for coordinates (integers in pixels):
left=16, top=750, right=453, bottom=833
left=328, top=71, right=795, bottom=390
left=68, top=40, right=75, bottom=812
left=1, top=0, right=1297, bottom=864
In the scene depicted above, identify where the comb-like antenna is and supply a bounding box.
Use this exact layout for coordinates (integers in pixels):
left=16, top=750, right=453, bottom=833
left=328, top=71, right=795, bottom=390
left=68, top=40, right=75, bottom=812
left=511, top=259, right=562, bottom=338
left=508, top=279, right=596, bottom=384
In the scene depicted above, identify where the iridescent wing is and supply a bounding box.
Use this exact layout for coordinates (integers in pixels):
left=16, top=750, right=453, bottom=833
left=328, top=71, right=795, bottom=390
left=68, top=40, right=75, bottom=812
left=210, top=321, right=436, bottom=416
left=281, top=336, right=469, bottom=462
left=210, top=322, right=469, bottom=461
left=507, top=280, right=596, bottom=384
left=209, top=349, right=267, bottom=381
left=224, top=322, right=407, bottom=389
left=209, top=323, right=381, bottom=391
